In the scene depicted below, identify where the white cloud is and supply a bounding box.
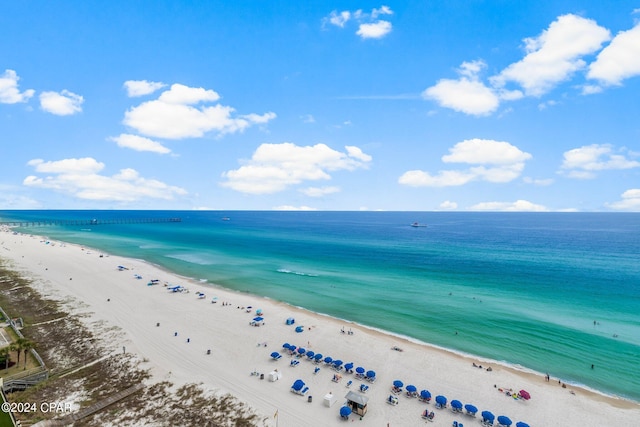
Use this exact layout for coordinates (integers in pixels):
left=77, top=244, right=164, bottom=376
left=523, top=176, right=554, bottom=186
left=300, top=186, right=340, bottom=197
left=301, top=114, right=315, bottom=123
left=606, top=189, right=640, bottom=211
left=325, top=10, right=351, bottom=28
left=124, top=80, right=166, bottom=97
left=357, top=21, right=392, bottom=39
left=221, top=142, right=371, bottom=194
left=109, top=134, right=171, bottom=154
left=491, top=14, right=611, bottom=96
left=399, top=139, right=531, bottom=187
left=423, top=61, right=500, bottom=116
left=0, top=69, right=34, bottom=103
left=438, top=200, right=458, bottom=210
left=23, top=157, right=186, bottom=202
left=123, top=83, right=275, bottom=139
left=39, top=90, right=84, bottom=115
left=469, top=200, right=549, bottom=212
left=587, top=23, right=640, bottom=86
left=560, top=144, right=640, bottom=178
left=272, top=205, right=317, bottom=211
left=324, top=6, right=394, bottom=39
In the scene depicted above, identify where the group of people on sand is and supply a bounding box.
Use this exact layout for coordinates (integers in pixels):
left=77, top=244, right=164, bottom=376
left=472, top=362, right=492, bottom=371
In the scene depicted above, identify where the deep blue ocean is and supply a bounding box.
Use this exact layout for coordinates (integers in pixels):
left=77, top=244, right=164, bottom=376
left=2, top=210, right=639, bottom=401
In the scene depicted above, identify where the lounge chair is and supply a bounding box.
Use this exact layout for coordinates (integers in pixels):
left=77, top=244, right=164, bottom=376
left=290, top=360, right=299, bottom=367
left=421, top=410, right=435, bottom=422
left=386, top=395, right=399, bottom=406
left=301, top=386, right=309, bottom=395
left=391, top=386, right=402, bottom=395
left=359, top=384, right=369, bottom=393
left=346, top=380, right=352, bottom=388
left=313, top=367, right=320, bottom=374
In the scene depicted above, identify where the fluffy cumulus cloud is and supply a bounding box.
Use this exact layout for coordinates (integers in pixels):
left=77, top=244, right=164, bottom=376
left=39, top=90, right=84, bottom=115
left=273, top=205, right=317, bottom=211
left=559, top=144, right=640, bottom=179
left=424, top=14, right=614, bottom=115
left=124, top=80, right=167, bottom=97
left=123, top=83, right=275, bottom=139
left=0, top=69, right=35, bottom=103
left=423, top=62, right=500, bottom=116
left=324, top=6, right=393, bottom=39
left=221, top=142, right=372, bottom=194
left=399, top=139, right=531, bottom=187
left=492, top=14, right=610, bottom=96
left=438, top=200, right=458, bottom=210
left=606, top=189, right=640, bottom=211
left=587, top=22, right=640, bottom=86
left=469, top=200, right=549, bottom=212
left=23, top=157, right=186, bottom=202
left=109, top=134, right=171, bottom=154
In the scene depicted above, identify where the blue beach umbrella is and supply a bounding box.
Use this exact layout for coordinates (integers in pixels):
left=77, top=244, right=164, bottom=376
left=344, top=362, right=354, bottom=371
left=291, top=379, right=305, bottom=391
left=451, top=400, right=462, bottom=410
left=306, top=350, right=315, bottom=358
left=253, top=316, right=263, bottom=322
left=314, top=353, right=323, bottom=361
left=339, top=406, right=352, bottom=417
left=482, top=411, right=495, bottom=422
left=406, top=385, right=417, bottom=393
left=393, top=380, right=403, bottom=388
left=420, top=390, right=431, bottom=400
left=435, top=395, right=447, bottom=405
left=282, top=343, right=290, bottom=349
left=366, top=370, right=376, bottom=379
left=324, top=356, right=333, bottom=364
left=497, top=416, right=512, bottom=426
left=356, top=366, right=365, bottom=374
left=464, top=404, right=478, bottom=414
left=297, top=347, right=306, bottom=355
left=333, top=360, right=343, bottom=367
left=270, top=351, right=280, bottom=359
left=515, top=423, right=530, bottom=427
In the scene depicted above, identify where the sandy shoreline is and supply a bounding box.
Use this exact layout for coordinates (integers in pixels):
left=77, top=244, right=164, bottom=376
left=2, top=229, right=639, bottom=426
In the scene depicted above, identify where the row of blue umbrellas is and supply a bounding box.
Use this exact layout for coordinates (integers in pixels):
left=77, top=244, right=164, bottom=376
left=280, top=343, right=377, bottom=380
left=392, top=379, right=528, bottom=427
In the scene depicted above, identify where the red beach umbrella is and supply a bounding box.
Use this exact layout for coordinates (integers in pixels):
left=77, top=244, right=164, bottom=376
left=518, top=389, right=531, bottom=400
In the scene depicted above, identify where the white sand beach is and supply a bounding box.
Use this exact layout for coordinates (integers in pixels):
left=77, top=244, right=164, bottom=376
left=2, top=230, right=639, bottom=426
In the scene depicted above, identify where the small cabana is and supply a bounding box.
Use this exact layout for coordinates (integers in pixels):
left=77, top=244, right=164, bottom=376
left=344, top=391, right=369, bottom=417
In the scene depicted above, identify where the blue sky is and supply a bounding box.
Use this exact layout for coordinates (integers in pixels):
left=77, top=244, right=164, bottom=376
left=2, top=1, right=640, bottom=211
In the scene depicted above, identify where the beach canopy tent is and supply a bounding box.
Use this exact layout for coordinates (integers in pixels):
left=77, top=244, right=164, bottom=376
left=420, top=390, right=431, bottom=400
left=286, top=317, right=295, bottom=325
left=518, top=390, right=531, bottom=400
left=393, top=380, right=403, bottom=388
left=451, top=399, right=463, bottom=410
left=497, top=416, right=512, bottom=426
left=464, top=404, right=478, bottom=414
left=356, top=367, right=365, bottom=374
left=435, top=395, right=447, bottom=405
left=515, top=422, right=529, bottom=427
left=291, top=379, right=305, bottom=391
left=339, top=405, right=352, bottom=418
left=482, top=411, right=495, bottom=423
left=268, top=370, right=281, bottom=382
left=406, top=385, right=417, bottom=393
left=345, top=391, right=369, bottom=416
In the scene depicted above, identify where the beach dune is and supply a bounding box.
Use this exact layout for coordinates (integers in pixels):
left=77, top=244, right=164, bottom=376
left=2, top=230, right=639, bottom=426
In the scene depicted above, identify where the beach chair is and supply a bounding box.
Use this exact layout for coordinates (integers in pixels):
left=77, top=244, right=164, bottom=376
left=301, top=387, right=309, bottom=395
left=386, top=395, right=399, bottom=406
left=313, top=366, right=320, bottom=374
left=422, top=410, right=435, bottom=422
left=391, top=386, right=402, bottom=395
left=346, top=380, right=352, bottom=388
left=360, top=384, right=369, bottom=393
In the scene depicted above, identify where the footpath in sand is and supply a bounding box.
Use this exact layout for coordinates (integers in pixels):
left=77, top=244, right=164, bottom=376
left=2, top=230, right=639, bottom=426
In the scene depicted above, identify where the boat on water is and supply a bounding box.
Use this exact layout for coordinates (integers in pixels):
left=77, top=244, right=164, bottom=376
left=410, top=222, right=427, bottom=228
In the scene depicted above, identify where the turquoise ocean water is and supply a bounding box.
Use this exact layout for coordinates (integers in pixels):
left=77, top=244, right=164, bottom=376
left=2, top=210, right=639, bottom=401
